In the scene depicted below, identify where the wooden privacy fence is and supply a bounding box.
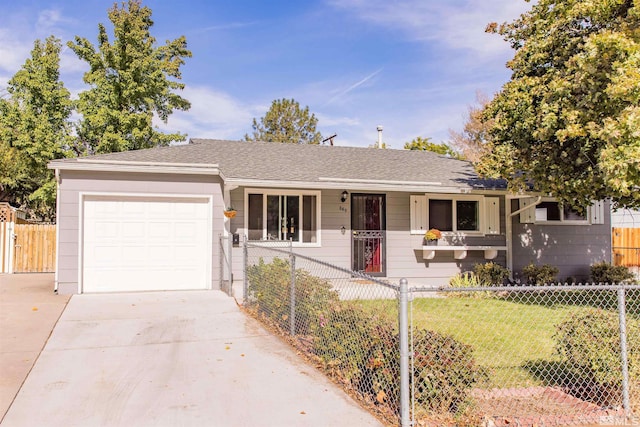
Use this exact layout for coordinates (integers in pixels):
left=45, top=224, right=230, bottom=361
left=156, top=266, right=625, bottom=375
left=12, top=224, right=57, bottom=273
left=612, top=227, right=640, bottom=268
left=1, top=202, right=57, bottom=273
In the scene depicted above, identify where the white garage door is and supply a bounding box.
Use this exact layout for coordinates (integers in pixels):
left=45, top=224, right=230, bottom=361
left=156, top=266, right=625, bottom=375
left=82, top=195, right=211, bottom=293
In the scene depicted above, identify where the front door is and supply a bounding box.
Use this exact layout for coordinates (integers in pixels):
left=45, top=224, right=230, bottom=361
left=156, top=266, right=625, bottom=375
left=351, top=194, right=386, bottom=276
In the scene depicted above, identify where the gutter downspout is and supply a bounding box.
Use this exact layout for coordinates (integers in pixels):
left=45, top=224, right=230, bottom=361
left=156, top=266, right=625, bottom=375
left=223, top=184, right=238, bottom=290
left=506, top=195, right=542, bottom=278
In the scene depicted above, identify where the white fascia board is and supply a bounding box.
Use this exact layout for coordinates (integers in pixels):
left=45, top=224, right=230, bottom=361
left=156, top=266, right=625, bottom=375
left=224, top=178, right=472, bottom=193
left=48, top=160, right=220, bottom=176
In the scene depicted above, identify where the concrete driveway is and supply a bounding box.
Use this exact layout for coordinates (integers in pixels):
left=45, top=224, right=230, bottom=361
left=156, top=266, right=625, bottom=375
left=1, top=280, right=384, bottom=426
left=0, top=274, right=70, bottom=418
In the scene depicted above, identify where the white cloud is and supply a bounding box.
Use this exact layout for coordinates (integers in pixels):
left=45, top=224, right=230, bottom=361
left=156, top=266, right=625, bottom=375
left=156, top=85, right=255, bottom=140
left=327, top=0, right=529, bottom=59
left=0, top=29, right=32, bottom=73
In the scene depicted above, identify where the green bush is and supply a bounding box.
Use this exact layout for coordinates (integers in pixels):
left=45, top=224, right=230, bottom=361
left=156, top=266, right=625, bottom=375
left=590, top=261, right=634, bottom=284
left=245, top=257, right=339, bottom=334
left=473, top=262, right=510, bottom=286
left=313, top=300, right=480, bottom=417
left=447, top=272, right=485, bottom=298
left=522, top=263, right=559, bottom=285
left=555, top=308, right=640, bottom=406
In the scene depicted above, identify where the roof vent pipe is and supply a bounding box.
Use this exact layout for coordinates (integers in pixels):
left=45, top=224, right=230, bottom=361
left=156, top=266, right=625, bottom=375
left=376, top=125, right=383, bottom=149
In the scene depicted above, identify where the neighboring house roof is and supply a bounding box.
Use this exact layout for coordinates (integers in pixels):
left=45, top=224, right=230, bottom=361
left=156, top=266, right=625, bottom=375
left=49, top=139, right=506, bottom=193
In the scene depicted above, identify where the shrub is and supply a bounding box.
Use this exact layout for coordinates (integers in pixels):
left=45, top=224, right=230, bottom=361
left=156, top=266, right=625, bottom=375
left=590, top=261, right=634, bottom=284
left=245, top=257, right=339, bottom=334
left=447, top=272, right=491, bottom=298
left=313, top=300, right=480, bottom=417
left=412, top=329, right=480, bottom=414
left=522, top=263, right=559, bottom=285
left=555, top=308, right=640, bottom=406
left=473, top=262, right=510, bottom=286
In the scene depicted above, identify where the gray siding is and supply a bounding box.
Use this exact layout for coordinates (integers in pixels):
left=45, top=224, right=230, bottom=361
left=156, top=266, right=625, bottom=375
left=56, top=170, right=224, bottom=294
left=511, top=200, right=612, bottom=283
left=228, top=189, right=508, bottom=288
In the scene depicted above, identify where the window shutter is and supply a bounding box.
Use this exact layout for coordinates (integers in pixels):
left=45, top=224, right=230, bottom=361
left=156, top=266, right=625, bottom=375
left=410, top=195, right=427, bottom=233
left=485, top=197, right=500, bottom=234
left=590, top=200, right=605, bottom=224
left=519, top=197, right=535, bottom=223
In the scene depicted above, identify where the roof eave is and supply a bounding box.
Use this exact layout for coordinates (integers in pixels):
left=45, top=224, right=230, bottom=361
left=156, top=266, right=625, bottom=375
left=224, top=177, right=475, bottom=193
left=48, top=159, right=221, bottom=176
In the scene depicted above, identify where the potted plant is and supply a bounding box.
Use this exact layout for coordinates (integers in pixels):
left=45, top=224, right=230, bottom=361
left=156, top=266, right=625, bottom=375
left=424, top=228, right=441, bottom=245
left=224, top=207, right=237, bottom=219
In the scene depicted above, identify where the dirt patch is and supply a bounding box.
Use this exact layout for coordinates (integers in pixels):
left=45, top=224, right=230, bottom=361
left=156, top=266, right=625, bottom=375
left=473, top=386, right=631, bottom=426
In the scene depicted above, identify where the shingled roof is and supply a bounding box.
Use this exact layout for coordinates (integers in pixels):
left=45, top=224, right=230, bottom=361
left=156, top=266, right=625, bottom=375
left=50, top=139, right=505, bottom=191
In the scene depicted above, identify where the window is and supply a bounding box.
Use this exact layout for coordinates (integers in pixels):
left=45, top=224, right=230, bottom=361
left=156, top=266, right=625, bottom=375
left=426, top=195, right=484, bottom=234
left=246, top=189, right=320, bottom=244
left=534, top=200, right=588, bottom=224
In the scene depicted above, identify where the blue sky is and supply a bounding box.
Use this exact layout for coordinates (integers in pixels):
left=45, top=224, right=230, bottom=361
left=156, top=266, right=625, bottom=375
left=0, top=0, right=531, bottom=148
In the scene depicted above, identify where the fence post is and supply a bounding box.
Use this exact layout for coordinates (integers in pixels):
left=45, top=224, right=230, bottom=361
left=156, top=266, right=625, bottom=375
left=242, top=238, right=248, bottom=304
left=617, top=287, right=631, bottom=419
left=290, top=252, right=296, bottom=336
left=399, top=278, right=410, bottom=427
left=227, top=231, right=233, bottom=295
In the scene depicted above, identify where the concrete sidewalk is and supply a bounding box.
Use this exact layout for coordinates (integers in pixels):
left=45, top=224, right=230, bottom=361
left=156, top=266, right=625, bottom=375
left=1, top=288, right=384, bottom=426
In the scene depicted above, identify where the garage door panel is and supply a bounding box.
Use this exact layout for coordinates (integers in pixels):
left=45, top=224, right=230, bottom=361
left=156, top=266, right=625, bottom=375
left=82, top=196, right=211, bottom=293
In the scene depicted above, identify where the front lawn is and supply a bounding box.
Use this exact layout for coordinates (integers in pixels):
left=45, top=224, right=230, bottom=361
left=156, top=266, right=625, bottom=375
left=362, top=296, right=592, bottom=387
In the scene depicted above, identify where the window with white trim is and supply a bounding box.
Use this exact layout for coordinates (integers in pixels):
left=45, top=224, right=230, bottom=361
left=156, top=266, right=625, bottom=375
left=246, top=190, right=320, bottom=244
left=410, top=194, right=493, bottom=235
left=534, top=200, right=588, bottom=224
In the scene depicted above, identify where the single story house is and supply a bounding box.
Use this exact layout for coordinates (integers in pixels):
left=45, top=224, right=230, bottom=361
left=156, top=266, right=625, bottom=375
left=48, top=138, right=611, bottom=294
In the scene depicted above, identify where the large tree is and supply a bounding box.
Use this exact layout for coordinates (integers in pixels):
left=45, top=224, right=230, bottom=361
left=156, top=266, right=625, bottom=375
left=245, top=98, right=322, bottom=144
left=0, top=36, right=73, bottom=220
left=479, top=0, right=640, bottom=211
left=404, top=136, right=459, bottom=158
left=69, top=0, right=191, bottom=154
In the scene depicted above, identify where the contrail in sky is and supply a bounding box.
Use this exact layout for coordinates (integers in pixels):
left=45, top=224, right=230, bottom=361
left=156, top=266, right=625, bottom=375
left=325, top=68, right=383, bottom=105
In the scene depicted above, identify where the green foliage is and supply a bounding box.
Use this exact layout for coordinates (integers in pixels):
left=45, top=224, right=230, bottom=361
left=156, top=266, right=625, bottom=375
left=473, top=262, right=510, bottom=286
left=480, top=0, right=640, bottom=210
left=0, top=36, right=73, bottom=220
left=522, top=263, right=559, bottom=285
left=404, top=136, right=459, bottom=158
left=590, top=261, right=635, bottom=284
left=68, top=0, right=191, bottom=154
left=246, top=258, right=480, bottom=420
left=555, top=308, right=640, bottom=406
left=245, top=257, right=338, bottom=334
left=412, top=329, right=480, bottom=414
left=447, top=272, right=492, bottom=298
left=313, top=301, right=479, bottom=417
left=245, top=98, right=322, bottom=144
left=312, top=302, right=400, bottom=409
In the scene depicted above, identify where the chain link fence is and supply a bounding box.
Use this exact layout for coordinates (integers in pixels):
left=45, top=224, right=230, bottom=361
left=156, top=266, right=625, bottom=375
left=242, top=241, right=402, bottom=424
left=241, top=242, right=640, bottom=426
left=409, top=285, right=640, bottom=426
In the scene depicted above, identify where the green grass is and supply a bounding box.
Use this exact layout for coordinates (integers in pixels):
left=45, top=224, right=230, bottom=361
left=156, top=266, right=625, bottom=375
left=360, top=296, right=593, bottom=388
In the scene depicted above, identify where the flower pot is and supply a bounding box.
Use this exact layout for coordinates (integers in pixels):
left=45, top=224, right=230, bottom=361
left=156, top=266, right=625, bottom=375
left=224, top=210, right=237, bottom=219
left=424, top=239, right=438, bottom=246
